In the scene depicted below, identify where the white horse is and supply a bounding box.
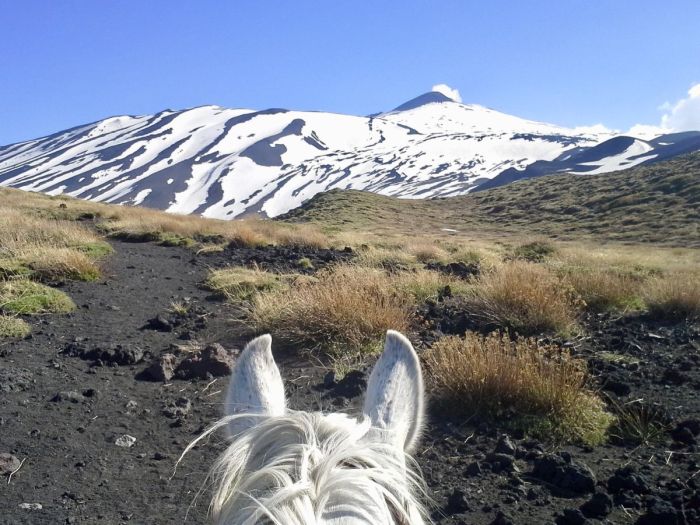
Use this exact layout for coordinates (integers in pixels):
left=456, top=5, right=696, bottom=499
left=189, top=330, right=428, bottom=524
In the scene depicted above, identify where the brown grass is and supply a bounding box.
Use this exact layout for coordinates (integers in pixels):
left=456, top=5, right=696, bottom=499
left=463, top=261, right=582, bottom=335
left=424, top=332, right=614, bottom=444
left=204, top=266, right=298, bottom=302
left=100, top=206, right=327, bottom=249
left=0, top=315, right=31, bottom=338
left=644, top=272, right=700, bottom=320
left=0, top=208, right=108, bottom=281
left=248, top=265, right=412, bottom=355
left=563, top=269, right=644, bottom=312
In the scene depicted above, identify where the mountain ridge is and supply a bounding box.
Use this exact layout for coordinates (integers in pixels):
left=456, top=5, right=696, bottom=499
left=1, top=92, right=698, bottom=220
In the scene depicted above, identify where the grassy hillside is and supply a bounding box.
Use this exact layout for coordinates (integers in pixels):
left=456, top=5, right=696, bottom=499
left=283, top=152, right=700, bottom=246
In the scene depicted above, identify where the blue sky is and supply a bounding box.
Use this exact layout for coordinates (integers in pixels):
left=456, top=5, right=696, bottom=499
left=1, top=1, right=699, bottom=144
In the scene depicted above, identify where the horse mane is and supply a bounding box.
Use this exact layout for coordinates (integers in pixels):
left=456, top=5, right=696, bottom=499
left=183, top=410, right=429, bottom=524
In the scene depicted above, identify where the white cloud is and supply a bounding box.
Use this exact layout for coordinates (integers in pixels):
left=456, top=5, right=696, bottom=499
left=626, top=124, right=669, bottom=140
left=659, top=82, right=700, bottom=131
left=627, top=82, right=700, bottom=138
left=572, top=123, right=615, bottom=135
left=431, top=83, right=462, bottom=102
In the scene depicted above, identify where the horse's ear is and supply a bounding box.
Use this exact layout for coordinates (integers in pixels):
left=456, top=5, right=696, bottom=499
left=363, top=330, right=424, bottom=452
left=224, top=334, right=285, bottom=437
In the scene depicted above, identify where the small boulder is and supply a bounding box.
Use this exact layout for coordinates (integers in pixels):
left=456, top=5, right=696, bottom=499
left=162, top=397, right=191, bottom=419
left=464, top=461, right=482, bottom=477
left=494, top=435, right=517, bottom=456
left=51, top=391, right=83, bottom=403
left=607, top=466, right=650, bottom=495
left=144, top=314, right=175, bottom=332
left=175, top=344, right=236, bottom=379
left=0, top=453, right=21, bottom=476
left=580, top=491, right=613, bottom=518
left=144, top=353, right=177, bottom=382
left=18, top=503, right=42, bottom=510
left=115, top=435, right=136, bottom=448
left=671, top=419, right=700, bottom=445
left=637, top=498, right=682, bottom=525
left=490, top=511, right=515, bottom=525
left=555, top=508, right=588, bottom=525
left=446, top=488, right=471, bottom=514
left=532, top=454, right=596, bottom=495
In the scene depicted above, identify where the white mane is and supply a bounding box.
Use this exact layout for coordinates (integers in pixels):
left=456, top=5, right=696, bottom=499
left=199, top=411, right=427, bottom=524
left=184, top=330, right=429, bottom=525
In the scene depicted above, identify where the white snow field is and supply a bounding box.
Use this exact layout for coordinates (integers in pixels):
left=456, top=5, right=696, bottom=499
left=1, top=91, right=695, bottom=219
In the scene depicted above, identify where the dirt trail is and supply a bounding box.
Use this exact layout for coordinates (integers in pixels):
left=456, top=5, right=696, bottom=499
left=1, top=241, right=698, bottom=524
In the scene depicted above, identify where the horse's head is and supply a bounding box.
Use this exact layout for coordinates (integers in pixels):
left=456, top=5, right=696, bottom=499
left=208, top=330, right=427, bottom=524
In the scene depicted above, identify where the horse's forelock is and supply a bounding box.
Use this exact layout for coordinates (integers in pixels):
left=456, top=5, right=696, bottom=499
left=206, top=411, right=427, bottom=525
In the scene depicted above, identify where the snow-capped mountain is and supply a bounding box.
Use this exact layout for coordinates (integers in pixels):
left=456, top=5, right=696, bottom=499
left=0, top=92, right=696, bottom=219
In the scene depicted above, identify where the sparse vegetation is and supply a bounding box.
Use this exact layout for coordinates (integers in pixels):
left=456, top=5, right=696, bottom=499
left=0, top=315, right=31, bottom=338
left=248, top=265, right=412, bottom=355
left=296, top=257, right=314, bottom=270
left=512, top=240, right=556, bottom=262
left=392, top=268, right=471, bottom=302
left=644, top=272, right=700, bottom=320
left=0, top=207, right=110, bottom=281
left=424, top=332, right=614, bottom=445
left=283, top=152, right=700, bottom=247
left=561, top=268, right=644, bottom=312
left=0, top=279, right=76, bottom=314
left=462, top=261, right=582, bottom=336
left=608, top=398, right=670, bottom=445
left=204, top=266, right=295, bottom=302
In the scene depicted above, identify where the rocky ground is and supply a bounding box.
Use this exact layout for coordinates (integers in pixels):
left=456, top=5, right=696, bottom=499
left=1, top=240, right=698, bottom=524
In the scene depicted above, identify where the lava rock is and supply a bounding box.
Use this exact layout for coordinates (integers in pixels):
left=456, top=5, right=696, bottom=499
left=494, top=435, right=517, bottom=456
left=330, top=370, right=366, bottom=399
left=555, top=508, right=588, bottom=525
left=0, top=367, right=33, bottom=392
left=486, top=453, right=517, bottom=473
left=607, top=466, right=650, bottom=495
left=115, top=435, right=136, bottom=448
left=64, top=342, right=144, bottom=366
left=464, top=461, right=482, bottom=477
left=426, top=261, right=480, bottom=279
left=175, top=344, right=236, bottom=379
left=144, top=314, right=175, bottom=332
left=637, top=498, right=683, bottom=525
left=162, top=397, right=191, bottom=419
left=51, top=391, right=84, bottom=403
left=671, top=419, right=700, bottom=445
left=0, top=453, right=21, bottom=476
left=602, top=378, right=632, bottom=396
left=580, top=491, right=613, bottom=518
left=446, top=488, right=471, bottom=514
left=144, top=353, right=177, bottom=382
left=532, top=454, right=596, bottom=495
left=489, top=511, right=515, bottom=525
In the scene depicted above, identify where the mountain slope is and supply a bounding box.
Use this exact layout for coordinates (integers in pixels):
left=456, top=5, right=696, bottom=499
left=0, top=93, right=610, bottom=218
left=0, top=92, right=697, bottom=220
left=283, top=152, right=700, bottom=247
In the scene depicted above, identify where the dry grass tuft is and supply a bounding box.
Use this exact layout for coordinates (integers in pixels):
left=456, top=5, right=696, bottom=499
left=204, top=267, right=296, bottom=302
left=0, top=315, right=31, bottom=338
left=463, top=261, right=582, bottom=335
left=248, top=265, right=411, bottom=355
left=644, top=272, right=700, bottom=321
left=424, top=332, right=614, bottom=445
left=562, top=269, right=644, bottom=312
left=392, top=269, right=471, bottom=302
left=354, top=245, right=417, bottom=268
left=407, top=241, right=451, bottom=263
left=0, top=279, right=76, bottom=314
left=101, top=207, right=328, bottom=249
left=0, top=208, right=108, bottom=281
